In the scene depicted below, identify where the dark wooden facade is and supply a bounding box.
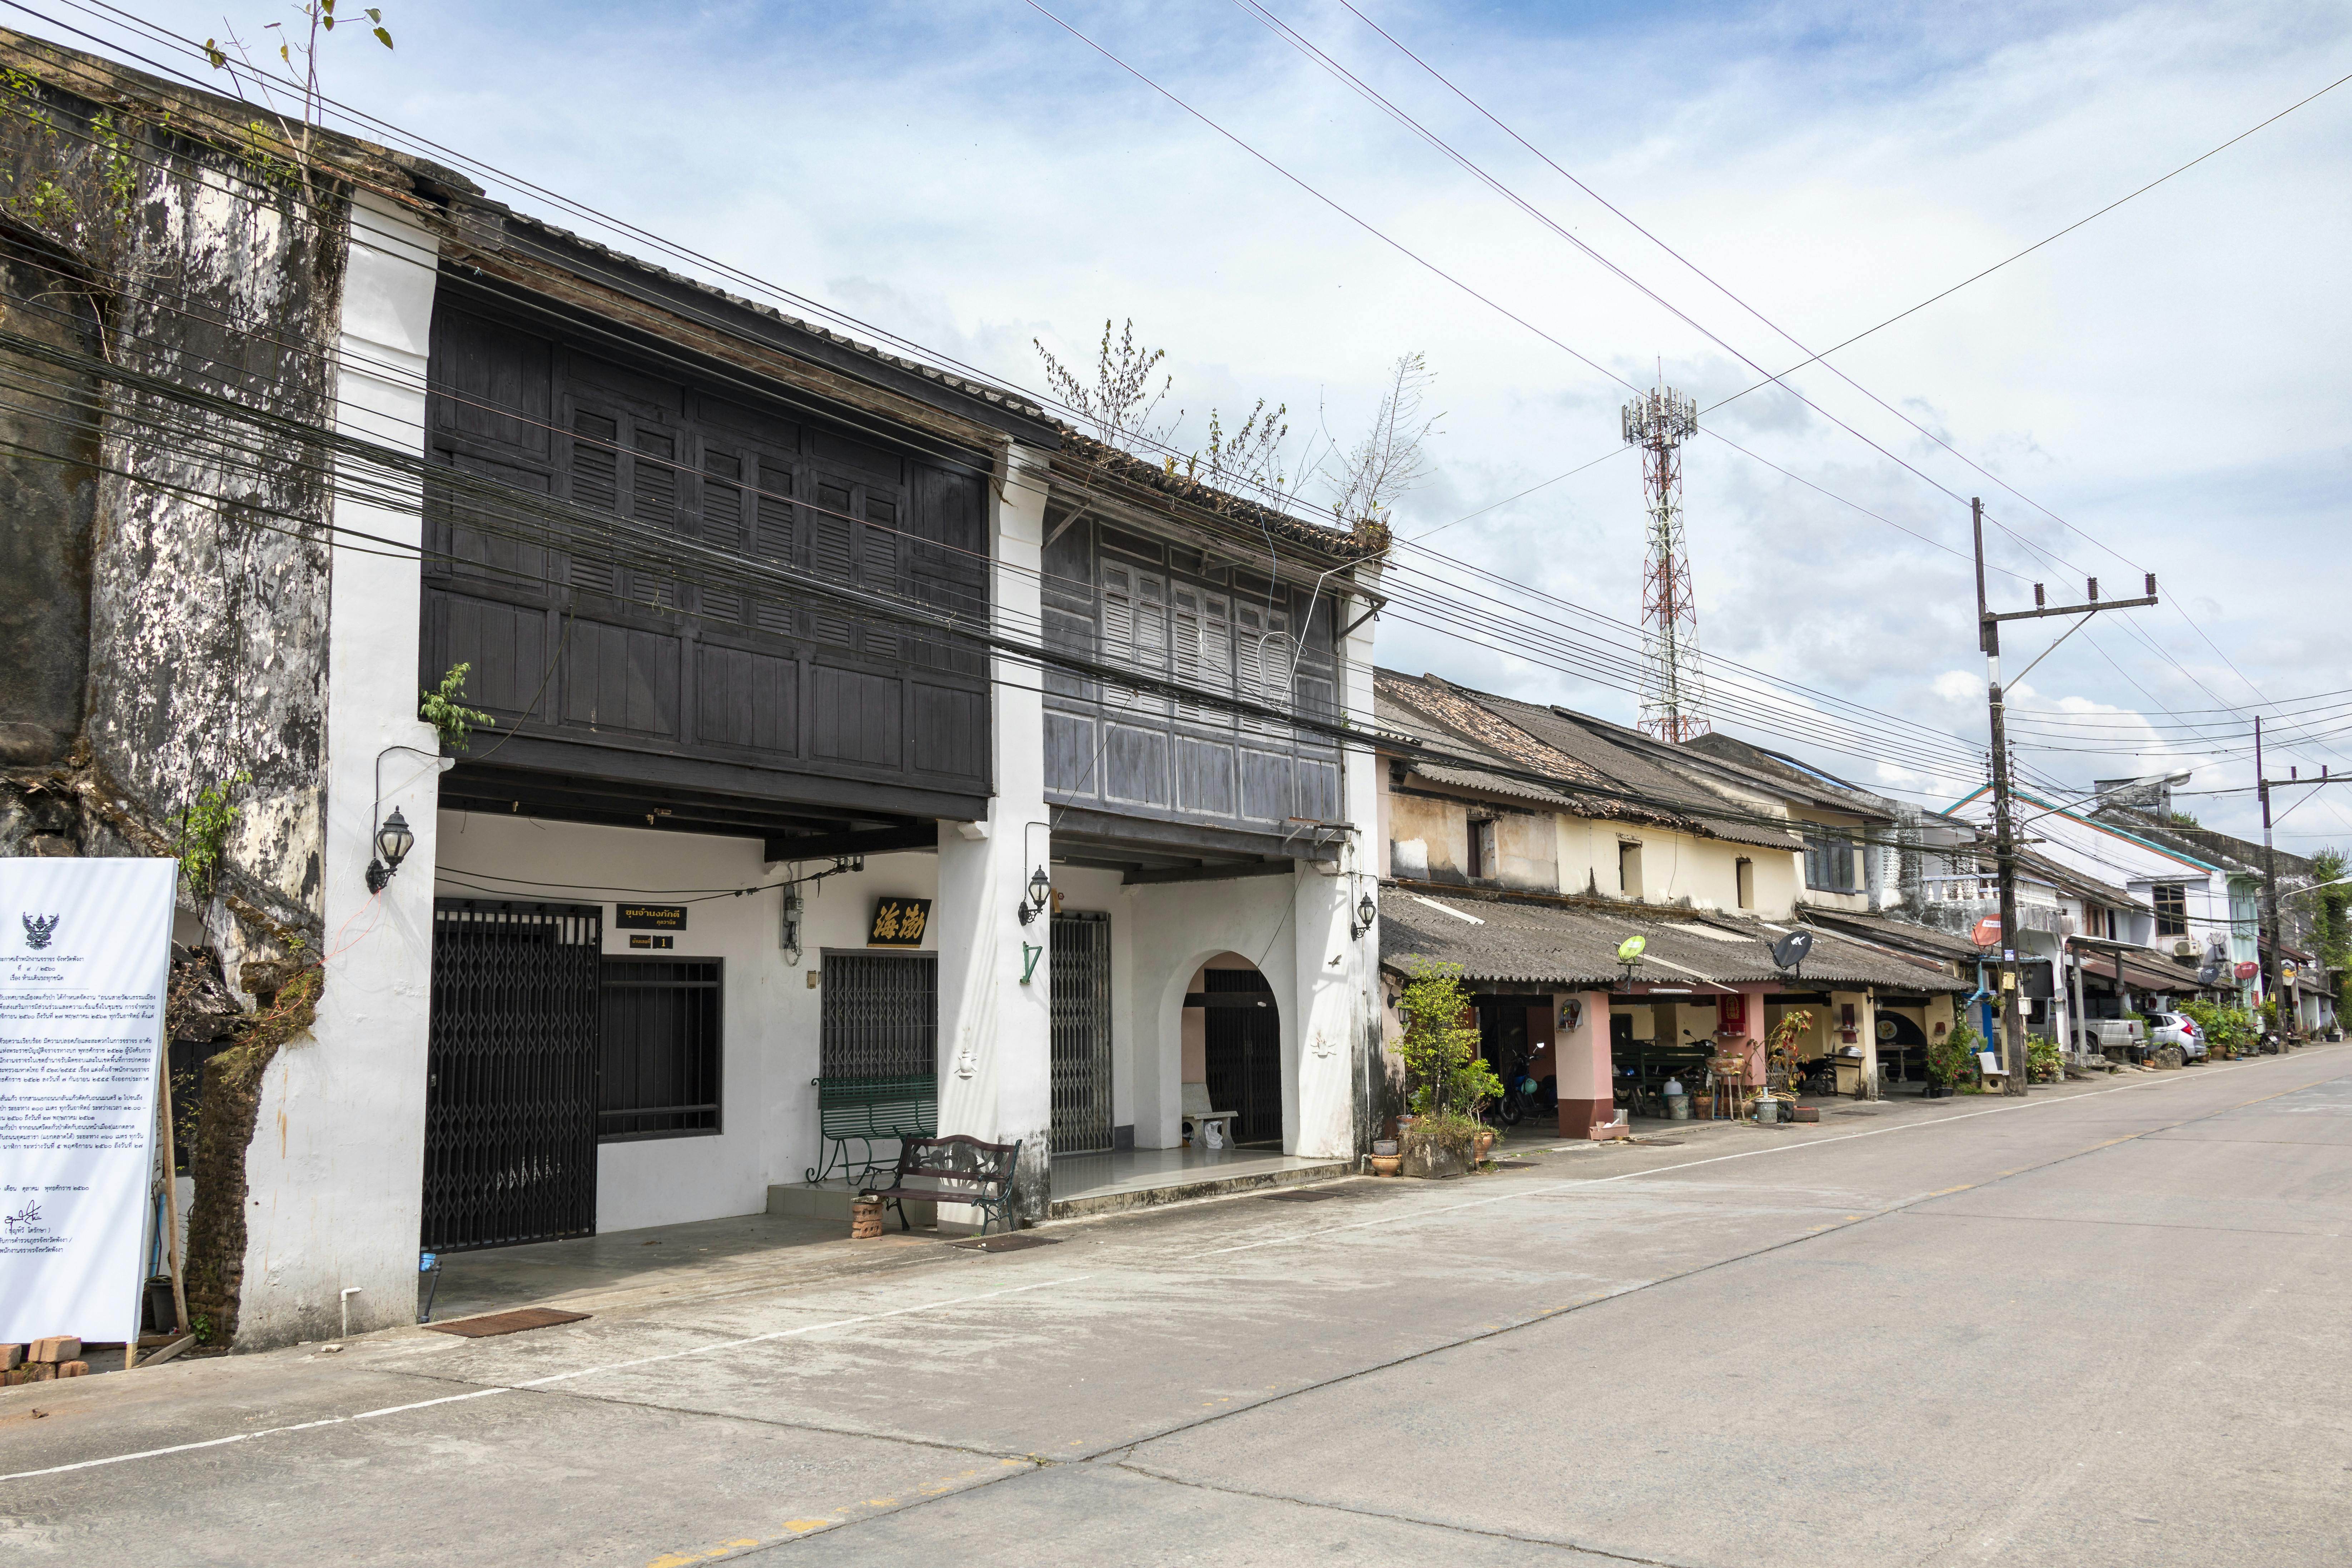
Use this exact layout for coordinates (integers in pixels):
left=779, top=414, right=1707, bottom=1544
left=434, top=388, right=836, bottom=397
left=420, top=282, right=999, bottom=832
left=1040, top=516, right=1343, bottom=837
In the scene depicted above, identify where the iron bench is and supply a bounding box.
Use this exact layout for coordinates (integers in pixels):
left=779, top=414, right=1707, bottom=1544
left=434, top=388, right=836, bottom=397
left=859, top=1134, right=1024, bottom=1236
left=805, top=1074, right=939, bottom=1185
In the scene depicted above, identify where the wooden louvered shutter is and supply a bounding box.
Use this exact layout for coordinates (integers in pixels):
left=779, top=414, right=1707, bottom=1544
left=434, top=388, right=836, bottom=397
left=568, top=409, right=618, bottom=597
left=752, top=457, right=795, bottom=637
left=700, top=448, right=743, bottom=624
left=631, top=426, right=678, bottom=611
left=1101, top=564, right=1135, bottom=711
left=859, top=492, right=900, bottom=661
left=1174, top=586, right=1227, bottom=724
left=808, top=477, right=856, bottom=647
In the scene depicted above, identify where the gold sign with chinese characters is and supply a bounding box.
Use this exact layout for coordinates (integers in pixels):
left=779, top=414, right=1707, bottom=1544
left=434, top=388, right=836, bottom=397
left=867, top=897, right=932, bottom=948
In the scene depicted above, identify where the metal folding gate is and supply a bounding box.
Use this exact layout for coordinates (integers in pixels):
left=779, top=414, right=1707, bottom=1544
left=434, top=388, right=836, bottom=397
left=1203, top=967, right=1283, bottom=1145
left=423, top=900, right=603, bottom=1251
left=817, top=952, right=938, bottom=1078
left=1050, top=912, right=1113, bottom=1154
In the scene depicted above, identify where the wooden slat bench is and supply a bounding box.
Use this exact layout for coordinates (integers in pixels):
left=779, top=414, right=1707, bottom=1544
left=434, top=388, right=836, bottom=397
left=805, top=1074, right=939, bottom=1185
left=859, top=1134, right=1024, bottom=1236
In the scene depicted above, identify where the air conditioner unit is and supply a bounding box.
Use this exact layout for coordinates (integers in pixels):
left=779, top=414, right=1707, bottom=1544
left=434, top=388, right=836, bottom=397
left=2173, top=938, right=2198, bottom=959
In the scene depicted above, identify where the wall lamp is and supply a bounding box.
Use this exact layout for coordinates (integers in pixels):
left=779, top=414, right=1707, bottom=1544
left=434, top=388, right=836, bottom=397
left=1351, top=890, right=1377, bottom=940
left=365, top=807, right=413, bottom=894
left=1018, top=863, right=1051, bottom=926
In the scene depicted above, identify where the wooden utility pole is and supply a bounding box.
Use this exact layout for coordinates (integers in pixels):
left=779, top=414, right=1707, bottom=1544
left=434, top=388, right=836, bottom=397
left=1973, top=498, right=2157, bottom=1095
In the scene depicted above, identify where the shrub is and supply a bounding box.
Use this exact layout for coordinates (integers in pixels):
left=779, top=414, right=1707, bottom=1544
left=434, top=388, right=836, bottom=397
left=1926, top=1022, right=1982, bottom=1089
left=1394, top=960, right=1503, bottom=1122
left=2028, top=1037, right=2063, bottom=1083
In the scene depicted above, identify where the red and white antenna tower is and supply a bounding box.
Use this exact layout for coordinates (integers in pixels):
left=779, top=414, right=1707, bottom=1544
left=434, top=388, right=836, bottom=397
left=1622, top=370, right=1707, bottom=742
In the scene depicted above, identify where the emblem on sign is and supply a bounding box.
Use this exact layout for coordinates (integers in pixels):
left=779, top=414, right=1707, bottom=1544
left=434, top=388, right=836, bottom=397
left=21, top=912, right=56, bottom=950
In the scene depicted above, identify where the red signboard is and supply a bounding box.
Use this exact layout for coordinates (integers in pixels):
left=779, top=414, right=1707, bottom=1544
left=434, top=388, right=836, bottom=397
left=2234, top=961, right=2259, bottom=980
left=1971, top=917, right=2001, bottom=947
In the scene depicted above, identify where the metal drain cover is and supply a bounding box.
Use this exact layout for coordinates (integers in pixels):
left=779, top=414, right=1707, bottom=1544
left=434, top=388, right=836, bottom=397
left=1260, top=1188, right=1347, bottom=1203
left=953, top=1233, right=1063, bottom=1253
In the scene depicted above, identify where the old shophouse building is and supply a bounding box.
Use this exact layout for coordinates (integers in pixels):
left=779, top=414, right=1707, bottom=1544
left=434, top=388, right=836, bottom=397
left=1372, top=673, right=1969, bottom=1134
left=0, top=31, right=1380, bottom=1349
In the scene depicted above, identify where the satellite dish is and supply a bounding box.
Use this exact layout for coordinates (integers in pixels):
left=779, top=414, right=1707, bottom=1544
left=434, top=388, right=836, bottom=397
left=1771, top=930, right=1814, bottom=973
left=1616, top=935, right=1647, bottom=964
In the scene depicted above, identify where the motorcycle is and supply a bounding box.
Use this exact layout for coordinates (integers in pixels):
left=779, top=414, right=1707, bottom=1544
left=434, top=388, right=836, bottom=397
left=1489, top=1056, right=1548, bottom=1126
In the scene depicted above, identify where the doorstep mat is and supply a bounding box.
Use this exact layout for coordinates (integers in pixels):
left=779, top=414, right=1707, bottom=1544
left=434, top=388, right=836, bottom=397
left=953, top=1233, right=1062, bottom=1254
left=423, top=1308, right=591, bottom=1338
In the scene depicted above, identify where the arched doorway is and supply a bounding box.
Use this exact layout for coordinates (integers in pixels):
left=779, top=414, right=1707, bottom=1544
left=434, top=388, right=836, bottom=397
left=1193, top=955, right=1284, bottom=1146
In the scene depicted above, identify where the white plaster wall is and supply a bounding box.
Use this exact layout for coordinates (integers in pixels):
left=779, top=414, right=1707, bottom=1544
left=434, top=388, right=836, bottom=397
left=1125, top=875, right=1301, bottom=1150
left=235, top=194, right=441, bottom=1348
left=434, top=813, right=941, bottom=1231
left=935, top=443, right=1052, bottom=1220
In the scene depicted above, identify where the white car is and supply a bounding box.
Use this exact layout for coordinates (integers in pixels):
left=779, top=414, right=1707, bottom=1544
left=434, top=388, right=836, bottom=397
left=2147, top=1012, right=2206, bottom=1061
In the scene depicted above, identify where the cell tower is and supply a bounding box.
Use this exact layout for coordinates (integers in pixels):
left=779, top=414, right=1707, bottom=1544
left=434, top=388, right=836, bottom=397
left=1622, top=372, right=1708, bottom=742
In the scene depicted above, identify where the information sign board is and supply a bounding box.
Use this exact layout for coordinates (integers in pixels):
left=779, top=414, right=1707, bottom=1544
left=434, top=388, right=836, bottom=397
left=0, top=858, right=176, bottom=1345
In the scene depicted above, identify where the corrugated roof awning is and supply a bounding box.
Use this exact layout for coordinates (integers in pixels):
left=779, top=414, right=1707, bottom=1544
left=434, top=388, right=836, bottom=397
left=1378, top=887, right=1971, bottom=994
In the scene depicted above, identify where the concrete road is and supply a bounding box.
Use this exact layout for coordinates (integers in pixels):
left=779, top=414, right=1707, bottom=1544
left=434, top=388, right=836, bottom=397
left=6, top=1049, right=2350, bottom=1567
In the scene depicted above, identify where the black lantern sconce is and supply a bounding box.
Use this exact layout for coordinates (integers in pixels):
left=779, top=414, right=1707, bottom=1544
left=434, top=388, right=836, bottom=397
left=1351, top=889, right=1377, bottom=940
left=365, top=807, right=413, bottom=895
left=1018, top=863, right=1051, bottom=926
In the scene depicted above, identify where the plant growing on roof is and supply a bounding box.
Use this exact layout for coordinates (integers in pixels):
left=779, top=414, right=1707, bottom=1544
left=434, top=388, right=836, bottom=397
left=205, top=0, right=395, bottom=203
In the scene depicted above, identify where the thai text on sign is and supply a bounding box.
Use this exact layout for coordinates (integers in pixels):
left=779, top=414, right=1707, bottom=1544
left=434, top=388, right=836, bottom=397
left=0, top=858, right=176, bottom=1346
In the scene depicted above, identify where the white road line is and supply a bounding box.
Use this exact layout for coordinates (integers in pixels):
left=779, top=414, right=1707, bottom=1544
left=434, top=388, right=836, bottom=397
left=1180, top=1052, right=2336, bottom=1259
left=0, top=1274, right=1090, bottom=1484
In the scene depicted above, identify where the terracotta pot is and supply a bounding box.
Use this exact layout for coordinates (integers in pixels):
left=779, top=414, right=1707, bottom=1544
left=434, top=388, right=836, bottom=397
left=849, top=1195, right=887, bottom=1240
left=1368, top=1154, right=1403, bottom=1177
left=1474, top=1129, right=1497, bottom=1160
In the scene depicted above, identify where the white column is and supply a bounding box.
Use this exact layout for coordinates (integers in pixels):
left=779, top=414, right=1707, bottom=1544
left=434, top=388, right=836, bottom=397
left=934, top=442, right=1053, bottom=1225
left=235, top=193, right=442, bottom=1347
left=1290, top=860, right=1355, bottom=1158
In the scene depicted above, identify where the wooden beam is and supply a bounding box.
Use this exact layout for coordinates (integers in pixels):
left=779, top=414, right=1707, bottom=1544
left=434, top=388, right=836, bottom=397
left=765, top=823, right=940, bottom=863
left=1124, top=860, right=1296, bottom=887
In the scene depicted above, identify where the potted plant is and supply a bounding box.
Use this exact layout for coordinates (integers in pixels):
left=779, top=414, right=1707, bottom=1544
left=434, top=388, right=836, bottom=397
left=1924, top=1021, right=1981, bottom=1097
left=1393, top=960, right=1503, bottom=1178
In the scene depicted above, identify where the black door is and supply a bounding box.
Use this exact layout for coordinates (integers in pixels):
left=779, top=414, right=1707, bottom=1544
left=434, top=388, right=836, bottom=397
left=423, top=900, right=602, bottom=1251
left=1203, top=968, right=1282, bottom=1145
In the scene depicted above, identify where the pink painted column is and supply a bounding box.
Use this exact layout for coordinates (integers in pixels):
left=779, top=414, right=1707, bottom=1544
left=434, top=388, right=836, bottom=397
left=1727, top=986, right=1772, bottom=1088
left=1553, top=990, right=1615, bottom=1136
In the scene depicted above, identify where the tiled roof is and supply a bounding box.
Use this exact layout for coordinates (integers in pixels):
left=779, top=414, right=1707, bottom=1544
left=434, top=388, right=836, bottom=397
left=1380, top=888, right=1971, bottom=993
left=502, top=213, right=1055, bottom=423
left=1455, top=689, right=1806, bottom=852
left=1376, top=675, right=1683, bottom=827
left=1054, top=432, right=1374, bottom=563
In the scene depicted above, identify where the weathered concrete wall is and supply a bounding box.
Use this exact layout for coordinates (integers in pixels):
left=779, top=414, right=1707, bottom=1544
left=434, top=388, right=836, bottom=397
left=83, top=130, right=345, bottom=961
left=0, top=238, right=101, bottom=773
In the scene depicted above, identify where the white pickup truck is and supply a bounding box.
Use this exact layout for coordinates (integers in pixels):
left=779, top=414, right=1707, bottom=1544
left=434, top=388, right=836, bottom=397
left=2076, top=1019, right=2145, bottom=1054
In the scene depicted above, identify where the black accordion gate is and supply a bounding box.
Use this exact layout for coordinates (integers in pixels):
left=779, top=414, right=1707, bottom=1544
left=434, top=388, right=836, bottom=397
left=423, top=900, right=603, bottom=1251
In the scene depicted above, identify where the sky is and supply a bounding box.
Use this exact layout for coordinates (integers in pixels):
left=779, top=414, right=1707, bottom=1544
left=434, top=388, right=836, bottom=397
left=50, top=0, right=2352, bottom=846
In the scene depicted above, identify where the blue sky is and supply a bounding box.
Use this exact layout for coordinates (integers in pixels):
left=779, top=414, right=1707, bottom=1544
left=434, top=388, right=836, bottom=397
left=59, top=0, right=2352, bottom=843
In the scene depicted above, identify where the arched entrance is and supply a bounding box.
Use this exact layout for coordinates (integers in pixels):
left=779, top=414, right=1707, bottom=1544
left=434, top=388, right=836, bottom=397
left=1191, top=954, right=1284, bottom=1147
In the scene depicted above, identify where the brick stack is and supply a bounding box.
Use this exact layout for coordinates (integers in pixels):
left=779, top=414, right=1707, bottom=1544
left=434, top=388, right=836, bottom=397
left=1, top=1337, right=90, bottom=1384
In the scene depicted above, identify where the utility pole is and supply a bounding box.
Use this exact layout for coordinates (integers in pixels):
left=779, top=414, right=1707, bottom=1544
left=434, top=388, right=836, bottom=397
left=2254, top=733, right=2351, bottom=1050
left=1973, top=497, right=2157, bottom=1095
